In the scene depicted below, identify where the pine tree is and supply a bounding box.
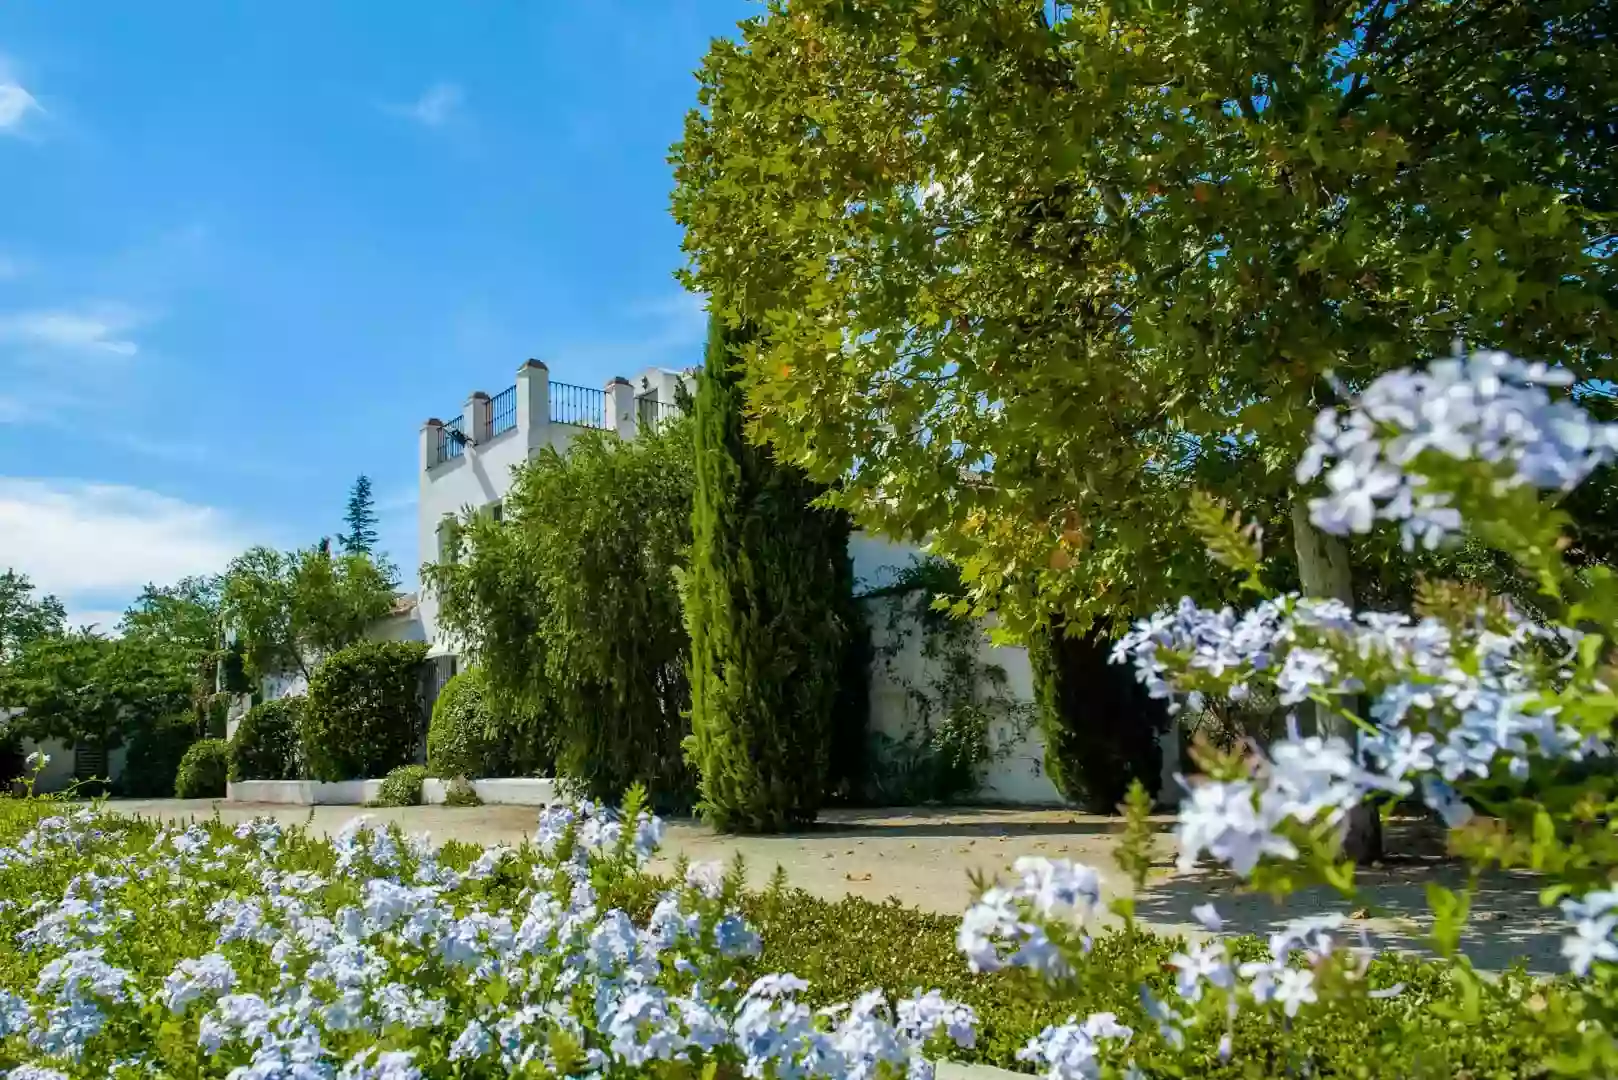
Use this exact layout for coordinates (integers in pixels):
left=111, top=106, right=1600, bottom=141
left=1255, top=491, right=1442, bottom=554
left=684, top=315, right=855, bottom=832
left=340, top=475, right=380, bottom=557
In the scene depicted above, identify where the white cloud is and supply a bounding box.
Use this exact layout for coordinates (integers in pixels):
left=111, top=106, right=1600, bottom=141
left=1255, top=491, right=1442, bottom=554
left=388, top=82, right=463, bottom=128
left=0, top=480, right=257, bottom=612
left=0, top=308, right=142, bottom=357
left=64, top=610, right=125, bottom=635
left=0, top=81, right=38, bottom=132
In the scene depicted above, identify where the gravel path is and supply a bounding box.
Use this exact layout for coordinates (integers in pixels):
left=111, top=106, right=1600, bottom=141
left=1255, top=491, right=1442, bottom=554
left=113, top=800, right=1564, bottom=974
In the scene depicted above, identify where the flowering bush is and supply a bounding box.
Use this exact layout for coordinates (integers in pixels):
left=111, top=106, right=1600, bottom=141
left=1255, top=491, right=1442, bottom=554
left=1083, top=350, right=1618, bottom=1074
left=0, top=792, right=979, bottom=1079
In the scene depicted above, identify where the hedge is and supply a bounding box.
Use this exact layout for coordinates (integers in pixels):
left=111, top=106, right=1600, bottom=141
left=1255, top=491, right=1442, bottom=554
left=118, top=714, right=197, bottom=798
left=746, top=887, right=1556, bottom=1078
left=173, top=738, right=230, bottom=799
left=228, top=695, right=304, bottom=781
left=300, top=640, right=429, bottom=782
left=1031, top=618, right=1170, bottom=811
left=426, top=670, right=496, bottom=779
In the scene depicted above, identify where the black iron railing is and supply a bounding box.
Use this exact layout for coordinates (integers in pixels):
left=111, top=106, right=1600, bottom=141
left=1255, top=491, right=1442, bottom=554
left=550, top=381, right=608, bottom=428
left=437, top=416, right=466, bottom=463
left=489, top=385, right=517, bottom=439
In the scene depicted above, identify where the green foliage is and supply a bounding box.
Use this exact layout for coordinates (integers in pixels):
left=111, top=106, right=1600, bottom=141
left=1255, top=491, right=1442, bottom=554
left=373, top=764, right=427, bottom=807
left=442, top=775, right=483, bottom=807
left=1031, top=619, right=1170, bottom=811
left=0, top=631, right=191, bottom=755
left=117, top=575, right=220, bottom=660
left=748, top=886, right=1557, bottom=1077
left=300, top=641, right=428, bottom=782
left=339, top=474, right=381, bottom=557
left=220, top=543, right=398, bottom=682
left=685, top=315, right=855, bottom=831
left=862, top=557, right=1035, bottom=804
left=672, top=0, right=1618, bottom=638
left=117, top=713, right=198, bottom=798
left=426, top=418, right=695, bottom=808
left=0, top=568, right=65, bottom=663
left=173, top=738, right=229, bottom=799
left=228, top=695, right=304, bottom=782
left=422, top=515, right=555, bottom=778
left=426, top=670, right=498, bottom=779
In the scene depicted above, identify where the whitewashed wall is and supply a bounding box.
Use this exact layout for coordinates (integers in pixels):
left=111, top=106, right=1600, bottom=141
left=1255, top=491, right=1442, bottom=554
left=18, top=738, right=128, bottom=794
left=416, top=362, right=693, bottom=659
left=849, top=533, right=1062, bottom=805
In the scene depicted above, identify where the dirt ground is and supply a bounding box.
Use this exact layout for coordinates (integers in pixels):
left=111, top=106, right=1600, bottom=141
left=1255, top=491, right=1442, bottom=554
left=112, top=800, right=1566, bottom=975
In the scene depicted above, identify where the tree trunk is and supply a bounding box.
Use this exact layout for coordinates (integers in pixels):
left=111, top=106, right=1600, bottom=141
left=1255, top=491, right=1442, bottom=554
left=1290, top=495, right=1384, bottom=864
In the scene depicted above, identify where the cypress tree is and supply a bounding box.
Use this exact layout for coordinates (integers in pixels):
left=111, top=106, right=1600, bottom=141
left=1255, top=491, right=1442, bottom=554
left=685, top=315, right=854, bottom=832
left=340, top=475, right=380, bottom=557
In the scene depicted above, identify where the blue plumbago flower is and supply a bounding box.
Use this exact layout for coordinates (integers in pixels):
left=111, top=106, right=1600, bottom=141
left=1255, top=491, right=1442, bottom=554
left=1560, top=889, right=1618, bottom=976
left=895, top=989, right=977, bottom=1049
left=160, top=953, right=235, bottom=1015
left=685, top=859, right=726, bottom=899
left=6, top=1065, right=70, bottom=1080
left=1016, top=1012, right=1133, bottom=1080
left=1299, top=350, right=1618, bottom=549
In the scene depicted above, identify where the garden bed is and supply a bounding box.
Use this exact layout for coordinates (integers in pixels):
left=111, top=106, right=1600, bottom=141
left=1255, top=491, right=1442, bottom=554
left=226, top=777, right=560, bottom=806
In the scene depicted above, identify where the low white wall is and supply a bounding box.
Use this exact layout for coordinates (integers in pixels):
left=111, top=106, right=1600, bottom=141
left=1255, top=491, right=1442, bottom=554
left=861, top=594, right=1062, bottom=806
left=225, top=777, right=560, bottom=807
left=422, top=778, right=559, bottom=806
left=227, top=780, right=385, bottom=805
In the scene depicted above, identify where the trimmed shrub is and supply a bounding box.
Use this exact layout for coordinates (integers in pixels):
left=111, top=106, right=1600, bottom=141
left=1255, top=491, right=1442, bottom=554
left=229, top=696, right=304, bottom=781
left=1030, top=618, right=1169, bottom=811
left=301, top=641, right=429, bottom=782
left=685, top=316, right=854, bottom=832
left=173, top=739, right=230, bottom=799
left=426, top=670, right=496, bottom=779
left=119, top=714, right=198, bottom=798
left=443, top=775, right=482, bottom=807
left=373, top=764, right=427, bottom=807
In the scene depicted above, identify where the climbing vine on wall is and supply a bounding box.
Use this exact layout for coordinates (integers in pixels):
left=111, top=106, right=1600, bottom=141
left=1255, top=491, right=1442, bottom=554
left=864, top=557, right=1037, bottom=804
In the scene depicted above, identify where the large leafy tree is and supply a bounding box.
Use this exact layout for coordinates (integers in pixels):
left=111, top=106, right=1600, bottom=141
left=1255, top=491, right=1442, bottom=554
left=119, top=575, right=220, bottom=661
left=684, top=316, right=855, bottom=831
left=672, top=0, right=1617, bottom=640
left=0, top=569, right=66, bottom=663
left=0, top=631, right=191, bottom=757
left=220, top=545, right=397, bottom=682
left=426, top=419, right=698, bottom=807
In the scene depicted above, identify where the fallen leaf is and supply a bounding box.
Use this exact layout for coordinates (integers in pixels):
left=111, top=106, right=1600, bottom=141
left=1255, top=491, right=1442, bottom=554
left=1350, top=908, right=1370, bottom=920
left=845, top=872, right=872, bottom=882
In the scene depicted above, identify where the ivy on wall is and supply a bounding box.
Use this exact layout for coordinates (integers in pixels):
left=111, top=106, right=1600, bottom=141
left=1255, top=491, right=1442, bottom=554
left=862, top=557, right=1037, bottom=805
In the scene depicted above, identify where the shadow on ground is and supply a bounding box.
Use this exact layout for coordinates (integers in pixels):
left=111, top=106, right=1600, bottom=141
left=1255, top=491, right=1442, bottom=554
left=1131, top=819, right=1564, bottom=974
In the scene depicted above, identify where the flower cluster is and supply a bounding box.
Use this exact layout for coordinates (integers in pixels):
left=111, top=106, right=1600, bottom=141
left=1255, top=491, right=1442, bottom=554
left=0, top=801, right=975, bottom=1079
left=1113, top=349, right=1618, bottom=985
left=1297, top=349, right=1618, bottom=549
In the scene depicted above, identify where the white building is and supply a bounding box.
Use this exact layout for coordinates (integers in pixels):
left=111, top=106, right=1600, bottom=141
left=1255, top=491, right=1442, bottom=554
left=405, top=357, right=1068, bottom=805
left=407, top=361, right=694, bottom=685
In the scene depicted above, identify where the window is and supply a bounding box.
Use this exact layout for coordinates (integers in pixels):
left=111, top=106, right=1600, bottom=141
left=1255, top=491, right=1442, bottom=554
left=488, top=501, right=504, bottom=524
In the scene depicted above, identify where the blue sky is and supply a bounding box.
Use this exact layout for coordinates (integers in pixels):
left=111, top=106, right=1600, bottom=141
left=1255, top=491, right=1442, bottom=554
left=0, top=1, right=749, bottom=627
